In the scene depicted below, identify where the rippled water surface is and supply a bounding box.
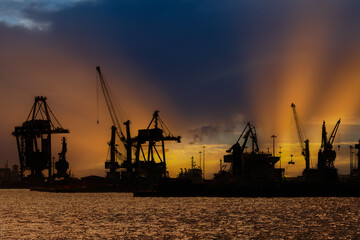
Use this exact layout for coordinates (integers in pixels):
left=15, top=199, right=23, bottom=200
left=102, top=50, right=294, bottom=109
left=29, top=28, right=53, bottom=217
left=0, top=189, right=360, bottom=239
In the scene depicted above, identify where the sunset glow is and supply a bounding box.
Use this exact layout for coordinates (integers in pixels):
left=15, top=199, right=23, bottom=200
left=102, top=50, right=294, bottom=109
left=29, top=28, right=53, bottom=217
left=1, top=0, right=360, bottom=179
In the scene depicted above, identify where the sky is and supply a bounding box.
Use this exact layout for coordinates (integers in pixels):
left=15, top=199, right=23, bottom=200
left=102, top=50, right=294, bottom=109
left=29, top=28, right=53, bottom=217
left=1, top=0, right=360, bottom=178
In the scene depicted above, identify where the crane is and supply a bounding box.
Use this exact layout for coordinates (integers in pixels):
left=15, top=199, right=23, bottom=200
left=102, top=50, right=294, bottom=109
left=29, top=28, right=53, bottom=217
left=355, top=140, right=360, bottom=177
left=317, top=119, right=341, bottom=169
left=12, top=96, right=69, bottom=181
left=228, top=122, right=259, bottom=153
left=134, top=110, right=181, bottom=179
left=225, top=122, right=259, bottom=175
left=226, top=122, right=259, bottom=154
left=291, top=103, right=310, bottom=169
left=96, top=66, right=133, bottom=174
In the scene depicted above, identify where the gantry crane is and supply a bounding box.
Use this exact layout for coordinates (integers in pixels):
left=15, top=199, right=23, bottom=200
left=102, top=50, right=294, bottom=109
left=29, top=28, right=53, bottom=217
left=134, top=111, right=181, bottom=179
left=96, top=66, right=132, bottom=175
left=291, top=103, right=310, bottom=169
left=12, top=96, right=69, bottom=182
left=317, top=119, right=341, bottom=169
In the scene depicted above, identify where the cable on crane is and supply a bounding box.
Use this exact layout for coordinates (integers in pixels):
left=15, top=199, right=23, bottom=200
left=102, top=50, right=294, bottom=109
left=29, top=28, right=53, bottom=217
left=96, top=72, right=99, bottom=124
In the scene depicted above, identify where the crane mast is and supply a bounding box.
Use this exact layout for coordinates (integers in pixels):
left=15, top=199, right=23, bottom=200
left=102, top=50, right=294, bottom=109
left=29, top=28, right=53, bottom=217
left=291, top=103, right=310, bottom=169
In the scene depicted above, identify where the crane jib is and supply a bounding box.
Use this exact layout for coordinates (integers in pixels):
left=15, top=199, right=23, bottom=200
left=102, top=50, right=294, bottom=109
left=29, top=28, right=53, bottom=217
left=96, top=66, right=127, bottom=145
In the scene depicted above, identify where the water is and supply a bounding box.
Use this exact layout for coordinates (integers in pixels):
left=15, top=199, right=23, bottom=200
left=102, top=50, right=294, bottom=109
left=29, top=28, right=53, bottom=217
left=0, top=189, right=359, bottom=239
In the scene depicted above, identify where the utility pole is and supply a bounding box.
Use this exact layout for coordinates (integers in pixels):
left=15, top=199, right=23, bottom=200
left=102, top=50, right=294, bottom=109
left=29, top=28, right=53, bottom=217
left=271, top=135, right=277, bottom=157
left=279, top=146, right=282, bottom=169
left=52, top=157, right=55, bottom=177
left=350, top=146, right=354, bottom=176
left=199, top=151, right=202, bottom=171
left=203, top=146, right=205, bottom=180
left=356, top=140, right=360, bottom=178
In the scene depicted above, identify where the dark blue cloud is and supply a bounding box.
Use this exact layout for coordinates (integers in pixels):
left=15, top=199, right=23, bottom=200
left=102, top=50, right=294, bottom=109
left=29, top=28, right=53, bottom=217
left=4, top=0, right=360, bottom=126
left=41, top=0, right=294, bottom=119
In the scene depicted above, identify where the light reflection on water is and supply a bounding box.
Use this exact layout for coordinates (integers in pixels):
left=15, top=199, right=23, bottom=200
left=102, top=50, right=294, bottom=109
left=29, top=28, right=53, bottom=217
left=0, top=189, right=359, bottom=239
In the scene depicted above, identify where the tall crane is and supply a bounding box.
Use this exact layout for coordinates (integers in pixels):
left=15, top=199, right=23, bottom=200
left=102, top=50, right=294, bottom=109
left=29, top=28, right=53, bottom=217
left=291, top=103, right=310, bottom=169
left=317, top=119, right=341, bottom=169
left=96, top=66, right=132, bottom=174
left=134, top=111, right=181, bottom=178
left=12, top=96, right=69, bottom=181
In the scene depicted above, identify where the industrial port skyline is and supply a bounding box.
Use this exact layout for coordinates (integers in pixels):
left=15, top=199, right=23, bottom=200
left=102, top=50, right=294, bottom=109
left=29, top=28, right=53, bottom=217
left=1, top=0, right=360, bottom=179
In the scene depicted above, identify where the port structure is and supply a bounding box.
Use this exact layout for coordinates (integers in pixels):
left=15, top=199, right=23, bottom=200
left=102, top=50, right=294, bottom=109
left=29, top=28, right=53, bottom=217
left=177, top=156, right=203, bottom=184
left=12, top=96, right=69, bottom=182
left=222, top=122, right=283, bottom=182
left=54, top=137, right=70, bottom=179
left=134, top=111, right=181, bottom=180
left=354, top=140, right=360, bottom=177
left=96, top=66, right=180, bottom=184
left=291, top=103, right=341, bottom=182
left=225, top=122, right=259, bottom=176
left=96, top=66, right=133, bottom=180
left=304, top=118, right=341, bottom=182
left=318, top=119, right=341, bottom=169
left=291, top=103, right=310, bottom=169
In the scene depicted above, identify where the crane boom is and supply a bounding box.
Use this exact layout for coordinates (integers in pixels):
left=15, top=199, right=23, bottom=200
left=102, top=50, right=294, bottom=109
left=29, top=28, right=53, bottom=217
left=291, top=103, right=305, bottom=153
left=96, top=66, right=126, bottom=143
left=227, top=122, right=259, bottom=153
left=328, top=119, right=341, bottom=146
left=96, top=66, right=133, bottom=173
left=238, top=123, right=258, bottom=152
left=291, top=103, right=310, bottom=169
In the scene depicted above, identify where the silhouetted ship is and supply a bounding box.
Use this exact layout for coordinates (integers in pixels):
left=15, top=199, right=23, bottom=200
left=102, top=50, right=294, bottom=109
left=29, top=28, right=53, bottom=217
left=177, top=156, right=203, bottom=185
left=0, top=164, right=22, bottom=188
